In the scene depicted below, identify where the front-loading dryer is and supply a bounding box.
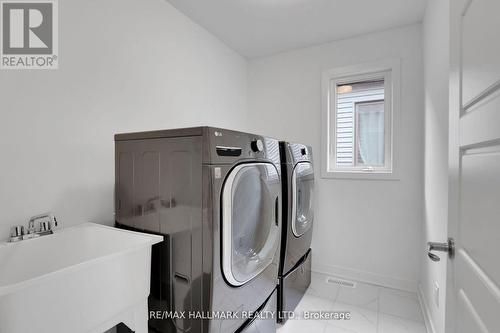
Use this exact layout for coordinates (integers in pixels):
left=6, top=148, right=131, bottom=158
left=114, top=127, right=281, bottom=333
left=277, top=142, right=314, bottom=323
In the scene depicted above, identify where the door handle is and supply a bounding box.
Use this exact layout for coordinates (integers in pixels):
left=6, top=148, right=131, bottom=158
left=427, top=238, right=455, bottom=262
left=275, top=197, right=279, bottom=227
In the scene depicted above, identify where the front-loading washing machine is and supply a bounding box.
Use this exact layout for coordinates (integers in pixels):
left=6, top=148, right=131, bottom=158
left=114, top=127, right=281, bottom=333
left=277, top=142, right=314, bottom=323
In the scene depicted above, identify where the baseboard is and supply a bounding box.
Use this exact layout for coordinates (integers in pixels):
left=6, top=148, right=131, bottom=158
left=418, top=283, right=436, bottom=333
left=313, top=262, right=418, bottom=292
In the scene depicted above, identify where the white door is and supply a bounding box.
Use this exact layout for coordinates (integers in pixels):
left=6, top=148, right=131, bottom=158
left=443, top=0, right=500, bottom=331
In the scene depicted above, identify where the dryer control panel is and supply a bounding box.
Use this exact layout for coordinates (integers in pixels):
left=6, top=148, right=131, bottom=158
left=205, top=127, right=280, bottom=165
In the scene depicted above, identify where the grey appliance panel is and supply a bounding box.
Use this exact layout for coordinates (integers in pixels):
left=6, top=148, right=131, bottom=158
left=115, top=126, right=204, bottom=141
left=115, top=126, right=281, bottom=166
left=279, top=250, right=311, bottom=323
left=206, top=163, right=280, bottom=333
left=115, top=128, right=281, bottom=333
left=240, top=289, right=277, bottom=333
left=284, top=142, right=314, bottom=165
left=279, top=142, right=314, bottom=275
left=115, top=136, right=204, bottom=333
left=115, top=136, right=203, bottom=233
left=201, top=127, right=281, bottom=166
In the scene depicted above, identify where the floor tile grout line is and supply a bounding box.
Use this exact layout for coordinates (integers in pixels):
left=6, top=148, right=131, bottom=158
left=333, top=284, right=341, bottom=304
left=303, top=282, right=427, bottom=332
left=376, top=286, right=381, bottom=333
left=378, top=311, right=427, bottom=325
left=378, top=285, right=426, bottom=324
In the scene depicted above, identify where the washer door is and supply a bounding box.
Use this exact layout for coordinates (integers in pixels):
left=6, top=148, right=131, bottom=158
left=222, top=163, right=281, bottom=287
left=291, top=162, right=314, bottom=237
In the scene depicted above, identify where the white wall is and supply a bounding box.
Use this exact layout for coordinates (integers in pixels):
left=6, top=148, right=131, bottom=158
left=247, top=24, right=424, bottom=291
left=421, top=1, right=450, bottom=332
left=0, top=1, right=428, bottom=298
left=0, top=0, right=247, bottom=240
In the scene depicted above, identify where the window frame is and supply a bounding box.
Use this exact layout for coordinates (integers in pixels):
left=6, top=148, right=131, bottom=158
left=321, top=59, right=401, bottom=180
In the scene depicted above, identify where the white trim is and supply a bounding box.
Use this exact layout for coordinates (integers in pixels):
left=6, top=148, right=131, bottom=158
left=321, top=59, right=401, bottom=180
left=313, top=261, right=417, bottom=292
left=418, top=284, right=437, bottom=333
left=445, top=1, right=477, bottom=332
left=221, top=163, right=280, bottom=287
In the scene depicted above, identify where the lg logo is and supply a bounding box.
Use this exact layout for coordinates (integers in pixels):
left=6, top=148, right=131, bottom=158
left=1, top=0, right=58, bottom=69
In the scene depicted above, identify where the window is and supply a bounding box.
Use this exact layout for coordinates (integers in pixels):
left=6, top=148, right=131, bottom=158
left=321, top=60, right=400, bottom=179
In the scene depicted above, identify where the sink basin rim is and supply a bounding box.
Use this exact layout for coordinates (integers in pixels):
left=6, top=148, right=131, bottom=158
left=0, top=222, right=163, bottom=297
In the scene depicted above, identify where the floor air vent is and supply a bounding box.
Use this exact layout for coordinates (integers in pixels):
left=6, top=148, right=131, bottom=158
left=325, top=277, right=357, bottom=288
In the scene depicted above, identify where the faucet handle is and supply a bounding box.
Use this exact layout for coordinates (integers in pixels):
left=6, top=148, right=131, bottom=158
left=39, top=220, right=50, bottom=232
left=27, top=220, right=37, bottom=234
left=50, top=215, right=59, bottom=230
left=29, top=212, right=59, bottom=231
left=10, top=225, right=25, bottom=238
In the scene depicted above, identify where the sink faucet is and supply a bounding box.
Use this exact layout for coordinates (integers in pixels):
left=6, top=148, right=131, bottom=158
left=9, top=213, right=59, bottom=242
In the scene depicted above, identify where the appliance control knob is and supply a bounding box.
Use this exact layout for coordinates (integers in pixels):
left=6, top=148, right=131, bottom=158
left=251, top=139, right=264, bottom=152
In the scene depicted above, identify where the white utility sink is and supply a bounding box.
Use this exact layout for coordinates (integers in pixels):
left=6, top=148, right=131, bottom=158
left=0, top=223, right=163, bottom=333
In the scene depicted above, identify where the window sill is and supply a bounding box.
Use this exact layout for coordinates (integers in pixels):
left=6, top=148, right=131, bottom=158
left=321, top=170, right=400, bottom=181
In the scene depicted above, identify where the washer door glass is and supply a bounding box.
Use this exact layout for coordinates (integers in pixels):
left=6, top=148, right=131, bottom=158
left=222, top=163, right=281, bottom=286
left=292, top=162, right=314, bottom=237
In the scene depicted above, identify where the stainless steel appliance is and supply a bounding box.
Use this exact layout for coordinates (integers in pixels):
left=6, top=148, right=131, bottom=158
left=114, top=127, right=281, bottom=333
left=277, top=142, right=314, bottom=323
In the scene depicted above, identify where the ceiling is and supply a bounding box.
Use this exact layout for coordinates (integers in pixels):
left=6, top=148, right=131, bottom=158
left=166, top=0, right=428, bottom=58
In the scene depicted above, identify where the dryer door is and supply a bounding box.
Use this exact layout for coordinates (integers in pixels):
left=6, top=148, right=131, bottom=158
left=222, top=163, right=281, bottom=287
left=291, top=162, right=314, bottom=237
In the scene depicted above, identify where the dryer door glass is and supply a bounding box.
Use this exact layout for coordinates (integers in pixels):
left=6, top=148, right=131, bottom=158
left=292, top=162, right=314, bottom=237
left=222, top=163, right=281, bottom=286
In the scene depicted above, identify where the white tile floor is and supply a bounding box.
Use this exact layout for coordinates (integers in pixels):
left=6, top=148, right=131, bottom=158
left=278, top=272, right=428, bottom=333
